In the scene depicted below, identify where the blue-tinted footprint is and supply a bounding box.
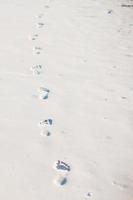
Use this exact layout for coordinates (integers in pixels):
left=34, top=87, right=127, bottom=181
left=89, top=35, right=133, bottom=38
left=39, top=118, right=53, bottom=127
left=38, top=87, right=50, bottom=100
left=39, top=118, right=53, bottom=137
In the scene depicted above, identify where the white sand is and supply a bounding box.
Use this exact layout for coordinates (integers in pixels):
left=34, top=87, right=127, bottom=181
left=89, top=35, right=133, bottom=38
left=0, top=0, right=133, bottom=199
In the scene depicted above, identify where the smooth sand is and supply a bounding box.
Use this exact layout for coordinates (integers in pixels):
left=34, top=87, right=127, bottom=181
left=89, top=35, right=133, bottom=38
left=0, top=0, right=133, bottom=199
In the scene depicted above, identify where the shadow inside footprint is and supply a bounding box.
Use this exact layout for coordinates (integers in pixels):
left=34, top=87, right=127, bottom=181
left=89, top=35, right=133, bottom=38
left=108, top=9, right=113, bottom=14
left=44, top=5, right=50, bottom=8
left=36, top=22, right=44, bottom=28
left=36, top=13, right=44, bottom=18
left=39, top=87, right=50, bottom=100
left=39, top=119, right=53, bottom=127
left=48, top=119, right=52, bottom=125
left=29, top=34, right=38, bottom=41
left=54, top=175, right=67, bottom=186
left=41, top=93, right=48, bottom=99
left=31, top=65, right=42, bottom=75
left=84, top=192, right=92, bottom=199
left=54, top=160, right=71, bottom=172
left=40, top=130, right=51, bottom=137
left=33, top=46, right=42, bottom=55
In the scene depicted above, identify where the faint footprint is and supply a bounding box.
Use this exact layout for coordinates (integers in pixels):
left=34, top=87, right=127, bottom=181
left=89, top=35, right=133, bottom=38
left=38, top=87, right=50, bottom=100
left=44, top=5, right=50, bottom=9
left=33, top=46, right=42, bottom=55
left=36, top=13, right=44, bottom=19
left=36, top=22, right=45, bottom=28
left=31, top=65, right=43, bottom=75
left=121, top=96, right=127, bottom=100
left=40, top=129, right=51, bottom=137
left=113, top=181, right=129, bottom=190
left=29, top=34, right=39, bottom=41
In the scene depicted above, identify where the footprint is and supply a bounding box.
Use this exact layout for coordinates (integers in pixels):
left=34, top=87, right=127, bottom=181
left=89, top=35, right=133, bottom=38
left=36, top=22, right=44, bottom=28
left=121, top=4, right=133, bottom=8
left=31, top=65, right=43, bottom=75
left=39, top=119, right=52, bottom=137
left=53, top=160, right=71, bottom=172
left=53, top=161, right=71, bottom=186
left=107, top=9, right=113, bottom=14
left=39, top=119, right=53, bottom=137
left=38, top=87, right=50, bottom=100
left=40, top=129, right=51, bottom=137
left=54, top=174, right=67, bottom=186
left=44, top=5, right=50, bottom=9
left=36, top=13, right=44, bottom=18
left=113, top=181, right=129, bottom=190
left=39, top=118, right=53, bottom=128
left=29, top=34, right=39, bottom=41
left=84, top=192, right=92, bottom=199
left=33, top=46, right=42, bottom=55
left=121, top=96, right=127, bottom=100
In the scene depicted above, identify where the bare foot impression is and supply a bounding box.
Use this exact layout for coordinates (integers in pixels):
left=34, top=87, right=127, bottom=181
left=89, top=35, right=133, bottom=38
left=36, top=13, right=44, bottom=19
left=33, top=46, right=42, bottom=55
left=29, top=34, right=39, bottom=41
left=40, top=129, right=51, bottom=137
left=31, top=65, right=43, bottom=75
left=38, top=87, right=50, bottom=100
left=39, top=118, right=53, bottom=128
left=107, top=9, right=113, bottom=14
left=53, top=160, right=71, bottom=186
left=44, top=5, right=50, bottom=9
left=36, top=22, right=45, bottom=28
left=53, top=160, right=71, bottom=172
left=39, top=118, right=52, bottom=137
left=112, top=181, right=129, bottom=190
left=84, top=192, right=92, bottom=199
left=54, top=174, right=67, bottom=186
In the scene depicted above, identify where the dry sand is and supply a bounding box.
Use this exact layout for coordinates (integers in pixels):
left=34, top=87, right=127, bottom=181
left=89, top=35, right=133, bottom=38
left=0, top=0, right=133, bottom=199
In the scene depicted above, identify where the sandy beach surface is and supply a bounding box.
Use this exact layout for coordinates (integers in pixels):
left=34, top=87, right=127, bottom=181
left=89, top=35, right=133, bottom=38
left=0, top=0, right=133, bottom=199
